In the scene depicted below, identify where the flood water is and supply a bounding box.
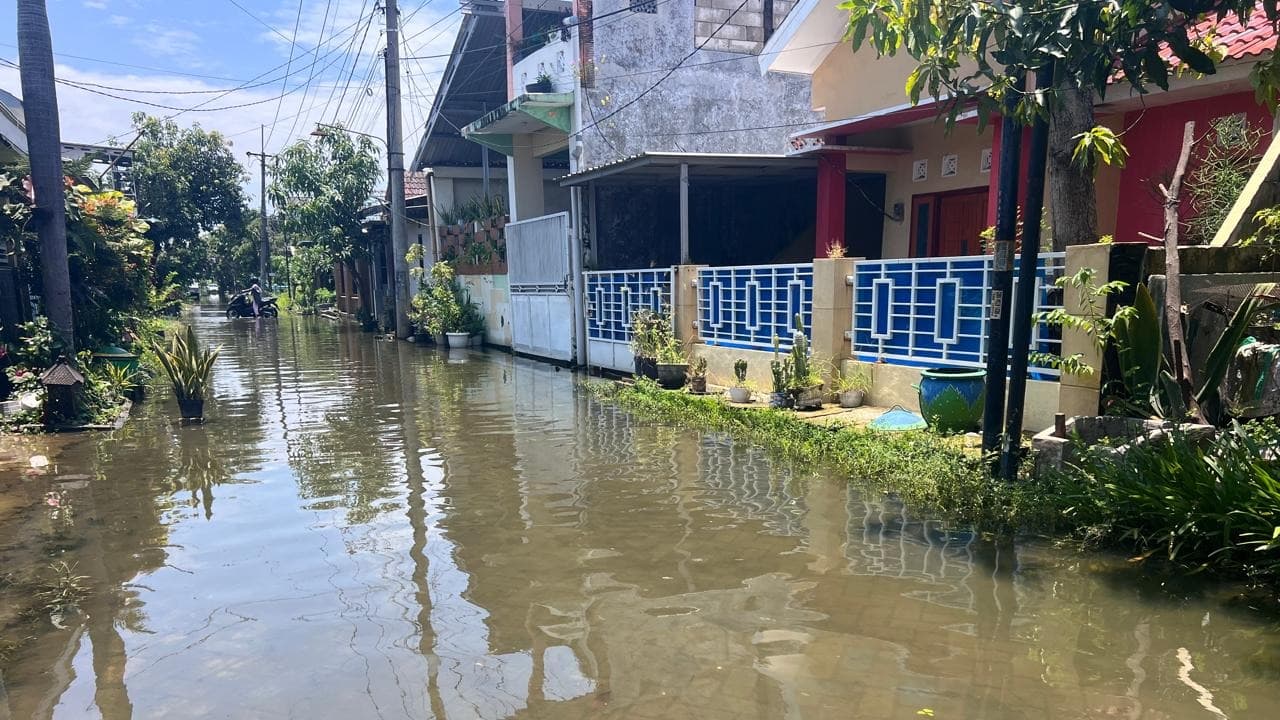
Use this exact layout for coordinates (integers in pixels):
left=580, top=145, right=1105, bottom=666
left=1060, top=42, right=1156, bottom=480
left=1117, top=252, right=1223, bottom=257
left=2, top=306, right=1280, bottom=719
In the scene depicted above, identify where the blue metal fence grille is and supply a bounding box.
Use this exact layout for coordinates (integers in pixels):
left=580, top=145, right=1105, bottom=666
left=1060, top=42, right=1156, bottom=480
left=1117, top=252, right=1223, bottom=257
left=584, top=268, right=674, bottom=342
left=696, top=263, right=814, bottom=351
left=851, top=253, right=1066, bottom=378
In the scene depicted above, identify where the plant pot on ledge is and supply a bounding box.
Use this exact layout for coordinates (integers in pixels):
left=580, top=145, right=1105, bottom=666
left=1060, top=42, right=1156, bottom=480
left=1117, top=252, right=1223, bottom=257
left=526, top=79, right=553, bottom=93
left=634, top=356, right=658, bottom=381
left=656, top=363, right=687, bottom=390
left=445, top=332, right=470, bottom=348
left=727, top=386, right=751, bottom=403
left=790, top=384, right=824, bottom=411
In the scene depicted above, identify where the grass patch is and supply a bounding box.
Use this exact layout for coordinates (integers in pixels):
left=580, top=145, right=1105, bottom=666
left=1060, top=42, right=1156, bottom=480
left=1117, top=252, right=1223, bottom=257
left=585, top=379, right=1068, bottom=534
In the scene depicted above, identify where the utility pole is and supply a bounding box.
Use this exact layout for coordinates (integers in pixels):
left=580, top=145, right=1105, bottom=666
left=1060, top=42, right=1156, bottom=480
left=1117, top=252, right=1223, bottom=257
left=385, top=0, right=411, bottom=338
left=247, top=126, right=275, bottom=287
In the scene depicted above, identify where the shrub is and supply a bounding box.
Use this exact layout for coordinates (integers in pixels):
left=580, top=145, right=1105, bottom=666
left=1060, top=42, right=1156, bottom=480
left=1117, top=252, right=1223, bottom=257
left=1061, top=420, right=1280, bottom=579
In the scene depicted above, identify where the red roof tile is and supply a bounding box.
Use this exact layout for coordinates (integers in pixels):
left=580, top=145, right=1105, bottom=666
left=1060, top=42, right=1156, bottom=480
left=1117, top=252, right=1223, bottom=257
left=404, top=170, right=429, bottom=199
left=1166, top=5, right=1278, bottom=66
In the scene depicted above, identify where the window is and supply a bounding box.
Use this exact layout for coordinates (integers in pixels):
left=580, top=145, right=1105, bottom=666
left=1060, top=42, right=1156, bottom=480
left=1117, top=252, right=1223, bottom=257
left=628, top=0, right=657, bottom=13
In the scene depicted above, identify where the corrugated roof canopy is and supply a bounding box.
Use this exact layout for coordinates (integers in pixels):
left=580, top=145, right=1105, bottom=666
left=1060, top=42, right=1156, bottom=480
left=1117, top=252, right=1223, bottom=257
left=558, top=152, right=817, bottom=186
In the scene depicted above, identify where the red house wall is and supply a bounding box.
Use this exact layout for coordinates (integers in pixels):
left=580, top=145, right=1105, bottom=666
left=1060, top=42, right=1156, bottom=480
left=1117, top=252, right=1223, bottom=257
left=1113, top=92, right=1272, bottom=244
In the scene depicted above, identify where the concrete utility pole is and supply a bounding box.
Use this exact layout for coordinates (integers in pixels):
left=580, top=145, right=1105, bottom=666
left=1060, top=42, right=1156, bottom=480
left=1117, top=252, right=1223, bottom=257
left=385, top=0, right=411, bottom=338
left=247, top=126, right=275, bottom=287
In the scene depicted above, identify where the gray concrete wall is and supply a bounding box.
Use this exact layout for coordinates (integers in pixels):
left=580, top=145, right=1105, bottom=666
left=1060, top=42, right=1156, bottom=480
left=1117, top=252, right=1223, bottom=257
left=580, top=0, right=819, bottom=165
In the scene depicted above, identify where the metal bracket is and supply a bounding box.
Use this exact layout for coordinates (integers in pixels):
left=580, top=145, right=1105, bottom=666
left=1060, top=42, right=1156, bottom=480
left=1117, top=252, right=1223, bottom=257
left=845, top=274, right=855, bottom=286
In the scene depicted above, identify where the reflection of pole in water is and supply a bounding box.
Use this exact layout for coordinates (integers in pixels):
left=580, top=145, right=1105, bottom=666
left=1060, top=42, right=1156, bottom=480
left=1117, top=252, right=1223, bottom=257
left=397, top=345, right=447, bottom=719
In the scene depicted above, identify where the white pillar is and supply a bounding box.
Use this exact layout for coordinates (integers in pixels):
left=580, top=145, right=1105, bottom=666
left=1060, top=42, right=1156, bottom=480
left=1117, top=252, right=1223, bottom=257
left=509, top=136, right=546, bottom=221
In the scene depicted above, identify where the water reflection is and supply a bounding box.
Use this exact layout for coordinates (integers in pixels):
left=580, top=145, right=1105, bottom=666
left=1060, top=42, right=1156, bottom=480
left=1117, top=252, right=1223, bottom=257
left=0, top=306, right=1278, bottom=719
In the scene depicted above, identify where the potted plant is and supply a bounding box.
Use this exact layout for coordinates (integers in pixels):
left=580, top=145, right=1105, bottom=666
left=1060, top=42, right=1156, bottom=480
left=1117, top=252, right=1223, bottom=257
left=832, top=363, right=872, bottom=408
left=655, top=336, right=688, bottom=390
left=688, top=356, right=708, bottom=394
left=152, top=325, right=220, bottom=422
left=629, top=309, right=668, bottom=380
left=728, top=358, right=751, bottom=403
left=787, top=316, right=823, bottom=410
left=768, top=335, right=788, bottom=407
left=411, top=262, right=479, bottom=349
left=527, top=71, right=554, bottom=93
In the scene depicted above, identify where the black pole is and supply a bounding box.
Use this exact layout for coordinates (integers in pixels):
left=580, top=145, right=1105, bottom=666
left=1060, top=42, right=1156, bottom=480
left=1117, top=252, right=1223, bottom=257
left=1001, top=65, right=1054, bottom=481
left=981, top=72, right=1027, bottom=456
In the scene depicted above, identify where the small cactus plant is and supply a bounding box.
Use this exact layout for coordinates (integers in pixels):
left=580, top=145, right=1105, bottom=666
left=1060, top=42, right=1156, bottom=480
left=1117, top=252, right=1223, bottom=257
left=733, top=359, right=748, bottom=386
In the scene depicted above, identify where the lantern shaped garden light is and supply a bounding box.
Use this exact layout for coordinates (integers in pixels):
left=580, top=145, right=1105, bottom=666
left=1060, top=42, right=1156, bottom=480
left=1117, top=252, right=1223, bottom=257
left=40, top=355, right=84, bottom=425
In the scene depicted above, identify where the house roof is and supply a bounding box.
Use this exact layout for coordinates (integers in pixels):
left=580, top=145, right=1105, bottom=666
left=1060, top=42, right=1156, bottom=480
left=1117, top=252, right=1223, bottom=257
left=404, top=170, right=429, bottom=199
left=1179, top=7, right=1278, bottom=64
left=558, top=152, right=817, bottom=186
left=411, top=1, right=509, bottom=171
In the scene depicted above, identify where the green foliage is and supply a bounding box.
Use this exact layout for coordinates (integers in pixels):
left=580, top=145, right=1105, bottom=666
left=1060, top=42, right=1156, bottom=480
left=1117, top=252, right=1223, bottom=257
left=130, top=114, right=249, bottom=285
left=831, top=363, right=873, bottom=393
left=440, top=194, right=507, bottom=226
left=1186, top=114, right=1264, bottom=245
left=788, top=314, right=819, bottom=388
left=35, top=561, right=90, bottom=613
left=269, top=125, right=381, bottom=269
left=690, top=356, right=708, bottom=380
left=628, top=309, right=675, bottom=360
left=205, top=213, right=260, bottom=292
left=733, top=358, right=748, bottom=385
left=1031, top=267, right=1130, bottom=377
left=1061, top=421, right=1280, bottom=580
left=290, top=243, right=335, bottom=311
left=1072, top=126, right=1130, bottom=171
left=408, top=262, right=480, bottom=336
left=151, top=325, right=219, bottom=401
left=586, top=379, right=1054, bottom=534
left=1113, top=283, right=1164, bottom=407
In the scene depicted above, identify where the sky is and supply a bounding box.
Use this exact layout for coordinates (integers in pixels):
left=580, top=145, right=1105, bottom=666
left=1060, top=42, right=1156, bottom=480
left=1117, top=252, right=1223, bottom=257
left=0, top=0, right=464, bottom=200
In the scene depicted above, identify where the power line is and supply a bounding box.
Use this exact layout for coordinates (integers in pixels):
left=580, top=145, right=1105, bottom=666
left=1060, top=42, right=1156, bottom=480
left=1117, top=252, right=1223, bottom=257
left=284, top=0, right=337, bottom=144
left=266, top=0, right=308, bottom=147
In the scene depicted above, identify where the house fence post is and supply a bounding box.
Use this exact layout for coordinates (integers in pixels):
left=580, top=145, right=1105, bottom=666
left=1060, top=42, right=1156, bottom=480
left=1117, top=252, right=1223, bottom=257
left=811, top=257, right=857, bottom=384
left=672, top=265, right=705, bottom=345
left=1057, top=242, right=1112, bottom=418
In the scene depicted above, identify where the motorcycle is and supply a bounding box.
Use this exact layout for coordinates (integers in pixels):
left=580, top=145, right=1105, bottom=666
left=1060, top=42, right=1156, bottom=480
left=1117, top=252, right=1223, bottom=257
left=225, top=292, right=279, bottom=319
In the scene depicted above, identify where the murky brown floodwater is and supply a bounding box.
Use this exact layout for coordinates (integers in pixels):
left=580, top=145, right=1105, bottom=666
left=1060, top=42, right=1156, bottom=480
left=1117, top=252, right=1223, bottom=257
left=2, top=305, right=1280, bottom=719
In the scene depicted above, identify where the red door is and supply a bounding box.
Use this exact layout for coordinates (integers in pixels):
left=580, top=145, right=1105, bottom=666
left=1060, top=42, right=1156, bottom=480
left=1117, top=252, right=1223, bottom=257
left=934, top=189, right=989, bottom=256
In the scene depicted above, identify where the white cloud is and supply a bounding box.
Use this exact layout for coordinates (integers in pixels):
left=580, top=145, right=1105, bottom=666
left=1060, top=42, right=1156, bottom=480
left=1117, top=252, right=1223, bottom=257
left=83, top=1, right=108, bottom=9
left=108, top=15, right=130, bottom=27
left=134, top=24, right=202, bottom=65
left=0, top=3, right=460, bottom=201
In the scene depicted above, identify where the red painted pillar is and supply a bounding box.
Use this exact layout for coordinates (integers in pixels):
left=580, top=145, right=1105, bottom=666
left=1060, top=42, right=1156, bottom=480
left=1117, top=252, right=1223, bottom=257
left=815, top=152, right=846, bottom=258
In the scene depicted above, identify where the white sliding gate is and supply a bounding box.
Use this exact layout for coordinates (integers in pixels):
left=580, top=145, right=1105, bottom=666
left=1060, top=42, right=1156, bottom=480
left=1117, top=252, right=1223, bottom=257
left=507, top=212, right=575, bottom=362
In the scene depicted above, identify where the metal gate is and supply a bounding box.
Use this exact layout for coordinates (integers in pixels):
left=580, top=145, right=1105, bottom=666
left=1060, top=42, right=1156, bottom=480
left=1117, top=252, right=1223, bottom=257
left=507, top=212, right=575, bottom=362
left=583, top=268, right=674, bottom=373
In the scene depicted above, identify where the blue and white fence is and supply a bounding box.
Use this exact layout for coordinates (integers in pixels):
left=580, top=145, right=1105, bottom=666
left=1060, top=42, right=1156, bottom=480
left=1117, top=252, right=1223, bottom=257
left=696, top=263, right=813, bottom=351
left=584, top=268, right=674, bottom=373
left=851, top=253, right=1066, bottom=378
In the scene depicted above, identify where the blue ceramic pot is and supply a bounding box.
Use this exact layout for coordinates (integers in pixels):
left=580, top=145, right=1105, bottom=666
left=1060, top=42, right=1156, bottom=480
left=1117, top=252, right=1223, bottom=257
left=917, top=368, right=986, bottom=433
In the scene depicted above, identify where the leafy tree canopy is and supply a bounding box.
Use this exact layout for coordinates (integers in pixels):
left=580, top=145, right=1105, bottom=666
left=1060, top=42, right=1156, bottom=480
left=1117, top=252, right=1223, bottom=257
left=267, top=126, right=381, bottom=268
left=129, top=113, right=248, bottom=284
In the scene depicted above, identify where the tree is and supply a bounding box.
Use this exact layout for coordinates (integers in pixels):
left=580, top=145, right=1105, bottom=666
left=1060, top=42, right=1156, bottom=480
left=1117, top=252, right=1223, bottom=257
left=842, top=0, right=1280, bottom=249
left=129, top=114, right=249, bottom=285
left=268, top=127, right=380, bottom=316
left=17, top=0, right=75, bottom=352
left=205, top=212, right=261, bottom=294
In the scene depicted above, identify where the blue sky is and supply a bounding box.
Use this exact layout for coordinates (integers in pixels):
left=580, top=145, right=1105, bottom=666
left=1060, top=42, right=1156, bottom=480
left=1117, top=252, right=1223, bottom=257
left=1, top=0, right=463, bottom=197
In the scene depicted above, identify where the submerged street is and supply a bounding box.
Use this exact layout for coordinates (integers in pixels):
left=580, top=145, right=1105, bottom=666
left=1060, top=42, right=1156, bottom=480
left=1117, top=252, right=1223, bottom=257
left=1, top=307, right=1279, bottom=719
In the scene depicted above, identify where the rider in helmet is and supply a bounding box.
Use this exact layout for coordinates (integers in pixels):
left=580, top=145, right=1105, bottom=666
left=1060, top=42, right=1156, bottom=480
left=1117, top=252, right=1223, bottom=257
left=247, top=278, right=263, bottom=317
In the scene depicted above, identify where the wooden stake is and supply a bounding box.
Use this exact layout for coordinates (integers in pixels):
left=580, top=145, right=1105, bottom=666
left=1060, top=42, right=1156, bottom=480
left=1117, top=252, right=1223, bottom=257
left=1161, top=121, right=1204, bottom=423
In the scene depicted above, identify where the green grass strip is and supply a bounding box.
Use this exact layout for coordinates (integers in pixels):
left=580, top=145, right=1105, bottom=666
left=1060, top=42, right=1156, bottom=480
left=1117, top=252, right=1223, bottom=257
left=585, top=379, right=1066, bottom=535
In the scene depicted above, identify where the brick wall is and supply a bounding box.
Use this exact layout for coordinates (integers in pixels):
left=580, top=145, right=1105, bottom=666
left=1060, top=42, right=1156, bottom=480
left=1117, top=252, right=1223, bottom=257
left=694, top=0, right=796, bottom=54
